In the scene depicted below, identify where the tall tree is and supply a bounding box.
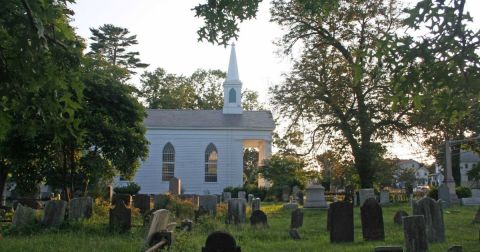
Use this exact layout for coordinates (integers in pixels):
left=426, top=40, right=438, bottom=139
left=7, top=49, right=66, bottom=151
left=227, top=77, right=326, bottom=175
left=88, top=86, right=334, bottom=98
left=88, top=24, right=148, bottom=74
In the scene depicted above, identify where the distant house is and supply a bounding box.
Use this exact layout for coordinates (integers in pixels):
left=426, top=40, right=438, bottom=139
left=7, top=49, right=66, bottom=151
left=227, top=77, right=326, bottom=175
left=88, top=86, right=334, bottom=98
left=396, top=159, right=430, bottom=187
left=460, top=151, right=480, bottom=188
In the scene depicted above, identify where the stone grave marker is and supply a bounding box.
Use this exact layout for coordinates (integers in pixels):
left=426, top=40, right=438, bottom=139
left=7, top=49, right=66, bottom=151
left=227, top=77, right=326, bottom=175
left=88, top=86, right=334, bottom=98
left=403, top=215, right=428, bottom=252
left=374, top=246, right=403, bottom=252
left=393, top=210, right=408, bottom=225
left=251, top=198, right=261, bottom=211
left=109, top=200, right=131, bottom=232
left=133, top=194, right=151, bottom=214
left=16, top=198, right=42, bottom=209
left=304, top=184, right=328, bottom=208
left=447, top=245, right=463, bottom=252
left=247, top=194, right=254, bottom=203
left=282, top=186, right=291, bottom=202
left=237, top=191, right=246, bottom=200
left=380, top=190, right=390, bottom=205
left=11, top=204, right=36, bottom=231
left=250, top=210, right=268, bottom=228
left=222, top=192, right=231, bottom=202
left=145, top=209, right=171, bottom=248
left=202, top=231, right=241, bottom=252
left=199, top=195, right=217, bottom=216
left=112, top=193, right=132, bottom=207
left=169, top=177, right=181, bottom=196
left=291, top=208, right=304, bottom=229
left=68, top=197, right=93, bottom=220
left=226, top=198, right=246, bottom=225
left=438, top=184, right=451, bottom=207
left=42, top=200, right=67, bottom=227
left=360, top=198, right=385, bottom=241
left=412, top=197, right=445, bottom=242
left=329, top=201, right=354, bottom=243
left=359, top=188, right=375, bottom=206
left=461, top=189, right=480, bottom=206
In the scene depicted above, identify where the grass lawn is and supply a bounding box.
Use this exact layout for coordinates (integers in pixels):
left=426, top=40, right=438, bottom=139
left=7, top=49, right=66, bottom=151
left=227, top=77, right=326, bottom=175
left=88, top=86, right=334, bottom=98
left=0, top=202, right=478, bottom=252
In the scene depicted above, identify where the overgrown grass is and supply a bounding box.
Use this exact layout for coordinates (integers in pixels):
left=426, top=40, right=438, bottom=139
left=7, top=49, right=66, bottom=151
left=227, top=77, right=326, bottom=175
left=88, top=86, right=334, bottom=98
left=0, top=201, right=478, bottom=251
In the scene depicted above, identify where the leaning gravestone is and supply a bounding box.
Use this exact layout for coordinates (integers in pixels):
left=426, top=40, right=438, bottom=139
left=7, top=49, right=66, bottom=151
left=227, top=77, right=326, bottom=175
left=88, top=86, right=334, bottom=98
left=226, top=198, right=246, bottom=225
left=360, top=198, right=384, bottom=241
left=109, top=200, right=131, bottom=232
left=291, top=208, right=304, bottom=229
left=250, top=210, right=268, bottom=228
left=145, top=209, right=171, bottom=248
left=237, top=191, right=246, bottom=200
left=393, top=210, right=409, bottom=225
left=403, top=215, right=428, bottom=252
left=222, top=192, right=232, bottom=203
left=112, top=193, right=132, bottom=207
left=359, top=188, right=375, bottom=206
left=251, top=198, right=261, bottom=211
left=247, top=194, right=254, bottom=203
left=304, top=184, right=328, bottom=208
left=69, top=197, right=93, bottom=220
left=133, top=194, right=151, bottom=214
left=42, top=200, right=67, bottom=227
left=438, top=184, right=451, bottom=207
left=380, top=190, right=390, bottom=205
left=202, top=231, right=241, bottom=252
left=329, top=201, right=354, bottom=243
left=412, top=197, right=445, bottom=242
left=199, top=195, right=217, bottom=216
left=11, top=204, right=36, bottom=231
left=282, top=186, right=291, bottom=202
left=169, top=177, right=181, bottom=196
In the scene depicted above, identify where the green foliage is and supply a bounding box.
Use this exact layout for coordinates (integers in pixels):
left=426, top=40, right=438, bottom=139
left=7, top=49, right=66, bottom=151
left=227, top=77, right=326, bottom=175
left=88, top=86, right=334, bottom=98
left=467, top=163, right=480, bottom=185
left=223, top=184, right=268, bottom=201
left=113, top=182, right=141, bottom=195
left=154, top=194, right=195, bottom=219
left=428, top=186, right=438, bottom=200
left=243, top=148, right=259, bottom=185
left=456, top=186, right=472, bottom=199
left=397, top=168, right=417, bottom=188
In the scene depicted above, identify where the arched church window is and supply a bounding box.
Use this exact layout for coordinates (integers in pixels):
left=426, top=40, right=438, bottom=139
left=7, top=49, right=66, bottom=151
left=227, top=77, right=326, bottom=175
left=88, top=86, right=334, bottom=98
left=162, top=142, right=175, bottom=181
left=205, top=143, right=218, bottom=182
left=229, top=88, right=236, bottom=103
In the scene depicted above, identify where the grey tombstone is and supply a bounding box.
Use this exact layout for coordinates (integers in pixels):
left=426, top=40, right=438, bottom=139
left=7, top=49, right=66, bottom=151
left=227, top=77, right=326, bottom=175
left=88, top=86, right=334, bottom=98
left=360, top=198, right=384, bottom=241
left=133, top=194, right=151, bottom=214
left=11, top=204, right=36, bottom=231
left=251, top=198, right=261, bottom=211
left=226, top=198, right=246, bottom=225
left=282, top=186, right=291, bottom=202
left=250, top=209, right=268, bottom=228
left=374, top=246, right=403, bottom=252
left=202, top=231, right=241, bottom=252
left=68, top=197, right=93, bottom=220
left=199, top=195, right=217, bottom=216
left=380, top=190, right=390, bottom=205
left=461, top=189, right=480, bottom=206
left=109, top=200, right=131, bottom=232
left=291, top=208, right=304, bottom=229
left=447, top=245, right=463, bottom=252
left=329, top=202, right=354, bottom=243
left=42, top=200, right=67, bottom=227
left=247, top=194, right=254, bottom=203
left=222, top=192, right=232, bottom=203
left=359, top=188, right=375, bottom=206
left=304, top=184, right=328, bottom=208
left=169, top=177, right=181, bottom=196
left=403, top=215, right=428, bottom=252
left=145, top=209, right=171, bottom=248
left=237, top=191, right=246, bottom=200
left=112, top=193, right=132, bottom=207
left=412, top=197, right=445, bottom=243
left=438, top=184, right=451, bottom=207
left=393, top=210, right=409, bottom=225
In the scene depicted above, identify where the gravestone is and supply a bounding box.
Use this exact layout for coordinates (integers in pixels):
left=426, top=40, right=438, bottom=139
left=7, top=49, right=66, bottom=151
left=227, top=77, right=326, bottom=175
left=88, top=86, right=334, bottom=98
left=109, top=200, right=131, bottom=232
left=304, top=184, right=328, bottom=208
left=447, top=245, right=463, bottom=252
left=283, top=203, right=298, bottom=210
left=222, top=192, right=232, bottom=202
left=359, top=188, right=375, bottom=206
left=282, top=186, right=291, bottom=202
left=374, top=246, right=403, bottom=252
left=17, top=198, right=42, bottom=209
left=393, top=210, right=409, bottom=225
left=329, top=201, right=354, bottom=243
left=403, top=215, right=428, bottom=252
left=153, top=194, right=168, bottom=209
left=237, top=191, right=246, bottom=200
left=199, top=195, right=217, bottom=216
left=68, top=197, right=93, bottom=220
left=226, top=198, right=246, bottom=225
left=438, top=184, right=451, bottom=207
left=247, top=194, right=254, bottom=203
left=169, top=177, right=181, bottom=196
left=112, top=193, right=132, bottom=207
left=145, top=209, right=171, bottom=248
left=133, top=194, right=151, bottom=214
left=360, top=198, right=384, bottom=241
left=380, top=190, right=390, bottom=205
left=461, top=189, right=480, bottom=206
left=11, top=204, right=36, bottom=231
left=250, top=210, right=268, bottom=228
left=344, top=185, right=354, bottom=203
left=291, top=208, right=304, bottom=229
left=42, top=200, right=67, bottom=227
left=412, top=197, right=445, bottom=242
left=202, top=231, right=241, bottom=252
left=251, top=198, right=261, bottom=211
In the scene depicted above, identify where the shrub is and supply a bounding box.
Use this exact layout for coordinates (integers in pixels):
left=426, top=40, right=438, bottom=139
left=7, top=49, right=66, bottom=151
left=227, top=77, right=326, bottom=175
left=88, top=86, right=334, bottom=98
left=428, top=186, right=438, bottom=200
left=456, top=186, right=472, bottom=198
left=113, top=182, right=141, bottom=195
left=155, top=194, right=195, bottom=219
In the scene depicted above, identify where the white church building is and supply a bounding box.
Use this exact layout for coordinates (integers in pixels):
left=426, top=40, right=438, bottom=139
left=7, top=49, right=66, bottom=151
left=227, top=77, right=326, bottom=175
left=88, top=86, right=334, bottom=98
left=128, top=45, right=275, bottom=195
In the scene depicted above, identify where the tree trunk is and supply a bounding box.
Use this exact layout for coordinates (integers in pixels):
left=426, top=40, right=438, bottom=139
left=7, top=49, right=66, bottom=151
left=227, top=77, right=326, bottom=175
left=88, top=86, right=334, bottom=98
left=0, top=162, right=9, bottom=206
left=62, top=146, right=71, bottom=202
left=355, top=145, right=374, bottom=188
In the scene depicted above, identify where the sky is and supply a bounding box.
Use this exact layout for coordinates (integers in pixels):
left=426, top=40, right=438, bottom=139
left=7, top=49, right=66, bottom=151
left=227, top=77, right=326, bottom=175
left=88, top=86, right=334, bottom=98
left=70, top=0, right=480, bottom=164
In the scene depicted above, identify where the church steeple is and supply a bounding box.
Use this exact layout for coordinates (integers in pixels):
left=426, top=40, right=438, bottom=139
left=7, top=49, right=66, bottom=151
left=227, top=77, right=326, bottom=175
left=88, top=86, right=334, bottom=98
left=223, top=43, right=243, bottom=114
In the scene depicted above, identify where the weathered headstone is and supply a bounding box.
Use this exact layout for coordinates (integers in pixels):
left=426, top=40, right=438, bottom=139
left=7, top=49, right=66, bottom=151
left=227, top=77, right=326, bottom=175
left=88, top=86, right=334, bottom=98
left=222, top=192, right=232, bottom=202
left=11, top=204, right=36, bottom=231
left=133, top=194, right=151, bottom=214
left=153, top=194, right=168, bottom=209
left=380, top=190, right=390, bottom=205
left=112, top=193, right=132, bottom=207
left=359, top=188, right=375, bottom=206
left=393, top=210, right=409, bottom=225
left=360, top=198, right=384, bottom=241
left=304, top=184, right=328, bottom=208
left=68, top=197, right=93, bottom=220
left=109, top=200, right=131, bottom=232
left=169, top=177, right=181, bottom=196
left=282, top=186, right=291, bottom=202
left=283, top=203, right=298, bottom=210
left=251, top=198, right=261, bottom=211
left=199, top=195, right=217, bottom=216
left=412, top=197, right=445, bottom=242
left=42, top=200, right=67, bottom=227
left=447, top=245, right=463, bottom=252
left=16, top=198, right=42, bottom=209
left=291, top=208, right=304, bottom=229
left=247, top=194, right=254, bottom=203
left=403, top=215, right=428, bottom=252
left=202, top=231, right=241, bottom=252
left=250, top=210, right=268, bottom=228
left=374, top=246, right=403, bottom=252
left=237, top=191, right=246, bottom=200
left=226, top=198, right=246, bottom=225
left=145, top=209, right=171, bottom=247
left=438, top=184, right=451, bottom=207
left=329, top=201, right=354, bottom=243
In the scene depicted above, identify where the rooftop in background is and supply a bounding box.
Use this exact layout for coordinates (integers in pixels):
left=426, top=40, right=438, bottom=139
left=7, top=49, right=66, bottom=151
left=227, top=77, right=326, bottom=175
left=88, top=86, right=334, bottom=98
left=461, top=151, right=480, bottom=163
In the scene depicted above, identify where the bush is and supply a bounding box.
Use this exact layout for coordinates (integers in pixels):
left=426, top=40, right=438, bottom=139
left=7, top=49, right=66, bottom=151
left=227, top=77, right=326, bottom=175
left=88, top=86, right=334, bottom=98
left=456, top=186, right=472, bottom=198
left=428, top=186, right=438, bottom=200
left=113, top=182, right=141, bottom=195
left=155, top=194, right=194, bottom=219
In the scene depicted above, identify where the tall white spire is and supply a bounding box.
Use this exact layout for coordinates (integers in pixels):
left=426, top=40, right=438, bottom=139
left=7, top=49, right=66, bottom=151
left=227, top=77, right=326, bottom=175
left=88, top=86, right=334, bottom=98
left=223, top=43, right=243, bottom=114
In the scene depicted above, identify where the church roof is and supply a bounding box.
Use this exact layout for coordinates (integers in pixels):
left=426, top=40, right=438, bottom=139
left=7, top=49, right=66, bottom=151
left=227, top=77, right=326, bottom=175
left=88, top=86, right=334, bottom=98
left=145, top=109, right=275, bottom=130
